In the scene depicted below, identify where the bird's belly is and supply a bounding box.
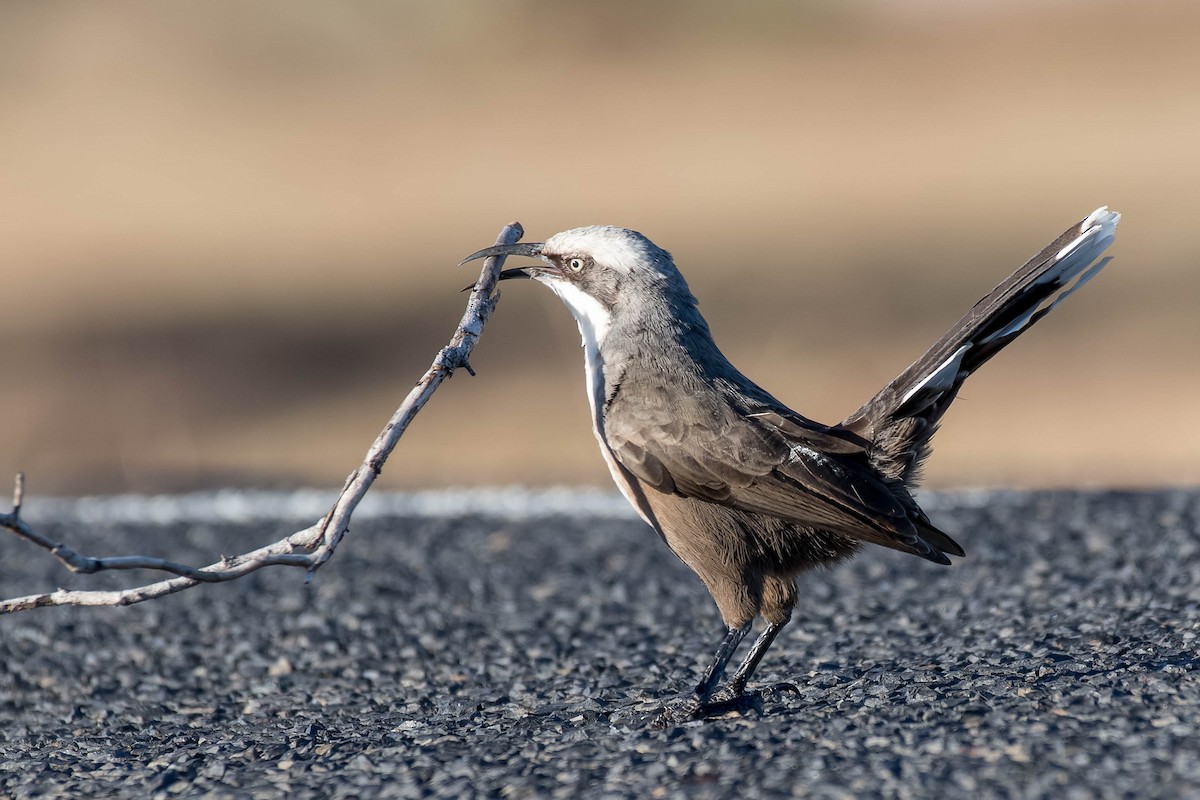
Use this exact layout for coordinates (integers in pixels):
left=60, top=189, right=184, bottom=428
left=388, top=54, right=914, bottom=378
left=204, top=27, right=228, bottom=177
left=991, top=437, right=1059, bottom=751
left=640, top=488, right=861, bottom=577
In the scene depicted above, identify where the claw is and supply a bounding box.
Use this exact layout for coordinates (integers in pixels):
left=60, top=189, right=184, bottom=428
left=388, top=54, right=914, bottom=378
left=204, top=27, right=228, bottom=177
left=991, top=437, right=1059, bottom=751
left=649, top=696, right=703, bottom=729
left=649, top=690, right=765, bottom=728
left=699, top=691, right=762, bottom=719
left=649, top=682, right=798, bottom=727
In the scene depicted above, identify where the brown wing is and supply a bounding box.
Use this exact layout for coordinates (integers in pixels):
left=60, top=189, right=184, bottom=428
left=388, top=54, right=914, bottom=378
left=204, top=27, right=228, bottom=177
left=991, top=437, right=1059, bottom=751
left=603, top=381, right=958, bottom=562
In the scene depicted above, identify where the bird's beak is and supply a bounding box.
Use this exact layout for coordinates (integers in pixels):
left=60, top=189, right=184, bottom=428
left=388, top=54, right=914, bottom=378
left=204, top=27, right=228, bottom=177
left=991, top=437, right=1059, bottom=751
left=460, top=242, right=545, bottom=265
left=497, top=267, right=533, bottom=281
left=459, top=241, right=548, bottom=286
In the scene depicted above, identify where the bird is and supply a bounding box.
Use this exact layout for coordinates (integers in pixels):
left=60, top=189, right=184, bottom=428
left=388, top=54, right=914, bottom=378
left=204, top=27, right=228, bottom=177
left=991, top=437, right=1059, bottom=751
left=460, top=207, right=1119, bottom=725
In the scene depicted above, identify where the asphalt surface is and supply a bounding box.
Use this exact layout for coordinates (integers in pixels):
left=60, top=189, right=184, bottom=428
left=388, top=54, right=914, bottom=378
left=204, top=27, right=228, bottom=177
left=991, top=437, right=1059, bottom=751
left=1, top=488, right=1198, bottom=799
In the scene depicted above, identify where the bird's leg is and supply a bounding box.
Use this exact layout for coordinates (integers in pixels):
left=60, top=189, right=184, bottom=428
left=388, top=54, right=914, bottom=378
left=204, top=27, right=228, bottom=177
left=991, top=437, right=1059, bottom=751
left=653, top=620, right=751, bottom=726
left=707, top=619, right=788, bottom=705
left=694, top=620, right=752, bottom=700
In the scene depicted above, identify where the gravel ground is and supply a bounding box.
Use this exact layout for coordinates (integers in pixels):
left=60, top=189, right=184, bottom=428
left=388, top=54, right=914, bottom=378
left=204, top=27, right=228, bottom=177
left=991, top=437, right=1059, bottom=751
left=1, top=488, right=1198, bottom=799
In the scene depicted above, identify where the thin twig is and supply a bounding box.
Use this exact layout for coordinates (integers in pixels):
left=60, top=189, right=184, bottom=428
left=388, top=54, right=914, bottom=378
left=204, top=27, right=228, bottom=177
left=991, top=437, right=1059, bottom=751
left=12, top=472, right=24, bottom=518
left=0, top=221, right=524, bottom=614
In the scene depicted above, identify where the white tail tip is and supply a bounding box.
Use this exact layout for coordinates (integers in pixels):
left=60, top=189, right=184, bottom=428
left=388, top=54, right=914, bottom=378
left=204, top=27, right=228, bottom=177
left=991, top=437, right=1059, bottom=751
left=1081, top=206, right=1120, bottom=233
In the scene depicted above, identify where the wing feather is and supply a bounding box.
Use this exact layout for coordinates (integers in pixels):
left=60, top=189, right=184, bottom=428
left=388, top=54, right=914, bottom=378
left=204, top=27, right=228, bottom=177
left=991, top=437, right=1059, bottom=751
left=603, top=382, right=957, bottom=560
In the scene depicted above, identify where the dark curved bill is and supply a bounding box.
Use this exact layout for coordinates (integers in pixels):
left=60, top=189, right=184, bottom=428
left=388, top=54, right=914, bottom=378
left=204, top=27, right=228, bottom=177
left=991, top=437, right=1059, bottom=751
left=458, top=242, right=545, bottom=266
left=498, top=267, right=533, bottom=281
left=461, top=267, right=532, bottom=291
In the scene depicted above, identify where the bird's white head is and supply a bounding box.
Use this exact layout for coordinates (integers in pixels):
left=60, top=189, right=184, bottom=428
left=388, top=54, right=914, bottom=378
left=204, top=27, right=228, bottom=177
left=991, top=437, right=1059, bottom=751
left=460, top=225, right=690, bottom=351
left=541, top=226, right=670, bottom=276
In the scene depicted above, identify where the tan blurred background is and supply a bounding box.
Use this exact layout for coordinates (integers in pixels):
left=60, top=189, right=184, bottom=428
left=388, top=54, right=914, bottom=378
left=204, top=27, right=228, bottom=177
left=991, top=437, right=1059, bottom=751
left=0, top=0, right=1196, bottom=495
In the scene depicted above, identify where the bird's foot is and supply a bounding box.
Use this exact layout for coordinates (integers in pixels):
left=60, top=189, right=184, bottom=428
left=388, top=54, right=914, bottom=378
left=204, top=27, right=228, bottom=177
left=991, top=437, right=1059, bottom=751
left=649, top=694, right=757, bottom=729
left=706, top=684, right=747, bottom=707
left=697, top=682, right=803, bottom=723
left=648, top=689, right=759, bottom=728
left=699, top=686, right=763, bottom=719
left=709, top=680, right=800, bottom=707
left=648, top=683, right=803, bottom=728
left=649, top=695, right=703, bottom=729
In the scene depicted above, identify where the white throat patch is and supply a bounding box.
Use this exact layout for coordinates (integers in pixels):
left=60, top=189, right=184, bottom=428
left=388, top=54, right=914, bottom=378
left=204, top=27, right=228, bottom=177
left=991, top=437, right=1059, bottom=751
left=540, top=277, right=612, bottom=352
left=539, top=275, right=612, bottom=431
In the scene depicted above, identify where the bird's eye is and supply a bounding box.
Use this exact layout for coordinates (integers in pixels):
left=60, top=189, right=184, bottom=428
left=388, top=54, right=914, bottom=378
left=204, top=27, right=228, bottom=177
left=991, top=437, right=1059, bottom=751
left=568, top=257, right=585, bottom=273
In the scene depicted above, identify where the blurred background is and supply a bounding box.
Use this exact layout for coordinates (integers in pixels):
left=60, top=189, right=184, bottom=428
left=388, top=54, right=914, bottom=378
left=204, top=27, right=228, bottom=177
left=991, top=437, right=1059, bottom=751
left=0, top=0, right=1196, bottom=496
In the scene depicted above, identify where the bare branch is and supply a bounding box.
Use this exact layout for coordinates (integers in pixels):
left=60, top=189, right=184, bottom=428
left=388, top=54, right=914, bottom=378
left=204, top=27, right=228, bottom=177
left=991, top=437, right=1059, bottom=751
left=12, top=472, right=24, bottom=516
left=0, top=221, right=525, bottom=614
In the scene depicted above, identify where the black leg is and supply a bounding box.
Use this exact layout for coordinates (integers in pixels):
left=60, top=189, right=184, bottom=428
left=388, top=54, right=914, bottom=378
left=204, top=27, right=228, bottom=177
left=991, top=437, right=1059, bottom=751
left=714, top=619, right=787, bottom=701
left=693, top=621, right=752, bottom=700
left=652, top=621, right=751, bottom=727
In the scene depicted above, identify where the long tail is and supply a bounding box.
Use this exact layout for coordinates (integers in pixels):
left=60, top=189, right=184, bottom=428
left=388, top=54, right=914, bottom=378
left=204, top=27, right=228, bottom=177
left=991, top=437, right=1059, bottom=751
left=840, top=207, right=1120, bottom=484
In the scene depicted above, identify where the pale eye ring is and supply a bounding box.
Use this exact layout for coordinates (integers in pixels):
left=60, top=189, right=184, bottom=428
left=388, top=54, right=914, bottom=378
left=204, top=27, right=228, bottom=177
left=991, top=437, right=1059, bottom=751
left=568, top=257, right=585, bottom=273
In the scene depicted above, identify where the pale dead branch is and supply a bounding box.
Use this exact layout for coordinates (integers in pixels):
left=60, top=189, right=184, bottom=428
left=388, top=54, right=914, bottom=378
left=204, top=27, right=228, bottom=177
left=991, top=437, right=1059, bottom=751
left=0, top=221, right=524, bottom=614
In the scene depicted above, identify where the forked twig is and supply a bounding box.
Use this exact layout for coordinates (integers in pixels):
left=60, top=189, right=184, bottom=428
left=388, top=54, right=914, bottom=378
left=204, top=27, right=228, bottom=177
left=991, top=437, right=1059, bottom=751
left=0, top=221, right=524, bottom=614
